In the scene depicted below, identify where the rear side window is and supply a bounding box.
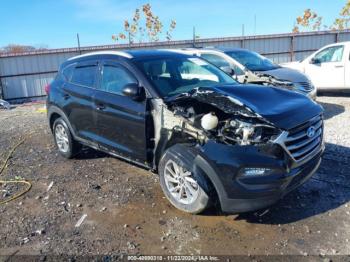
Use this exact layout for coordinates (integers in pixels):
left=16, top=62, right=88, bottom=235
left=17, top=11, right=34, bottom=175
left=201, top=53, right=230, bottom=68
left=62, top=64, right=75, bottom=81
left=71, top=65, right=97, bottom=87
left=101, top=64, right=137, bottom=95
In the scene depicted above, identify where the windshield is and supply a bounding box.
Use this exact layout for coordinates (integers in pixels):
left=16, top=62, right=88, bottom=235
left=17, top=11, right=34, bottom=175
left=225, top=50, right=280, bottom=71
left=134, top=56, right=237, bottom=97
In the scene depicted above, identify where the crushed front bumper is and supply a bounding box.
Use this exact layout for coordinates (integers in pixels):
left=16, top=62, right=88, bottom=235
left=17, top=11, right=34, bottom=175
left=192, top=140, right=323, bottom=214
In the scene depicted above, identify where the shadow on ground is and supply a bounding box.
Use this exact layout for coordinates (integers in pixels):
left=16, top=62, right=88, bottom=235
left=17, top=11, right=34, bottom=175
left=318, top=90, right=350, bottom=97
left=318, top=101, right=345, bottom=120
left=235, top=142, right=350, bottom=224
left=75, top=147, right=109, bottom=160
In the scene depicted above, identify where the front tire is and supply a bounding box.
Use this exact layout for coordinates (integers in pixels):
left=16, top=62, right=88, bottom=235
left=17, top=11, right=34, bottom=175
left=158, top=145, right=211, bottom=214
left=53, top=118, right=81, bottom=159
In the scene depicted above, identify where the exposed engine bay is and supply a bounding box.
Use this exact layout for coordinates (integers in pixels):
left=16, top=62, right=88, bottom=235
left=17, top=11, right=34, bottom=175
left=150, top=87, right=281, bottom=156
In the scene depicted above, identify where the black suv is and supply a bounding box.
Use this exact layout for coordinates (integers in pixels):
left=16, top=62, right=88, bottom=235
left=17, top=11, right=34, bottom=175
left=47, top=50, right=324, bottom=214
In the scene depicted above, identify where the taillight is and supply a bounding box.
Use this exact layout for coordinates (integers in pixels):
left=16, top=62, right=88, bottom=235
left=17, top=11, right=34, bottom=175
left=44, top=84, right=51, bottom=95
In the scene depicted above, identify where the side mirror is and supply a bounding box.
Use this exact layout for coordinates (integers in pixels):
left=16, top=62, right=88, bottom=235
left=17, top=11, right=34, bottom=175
left=220, top=66, right=235, bottom=76
left=122, top=83, right=144, bottom=100
left=310, top=58, right=321, bottom=64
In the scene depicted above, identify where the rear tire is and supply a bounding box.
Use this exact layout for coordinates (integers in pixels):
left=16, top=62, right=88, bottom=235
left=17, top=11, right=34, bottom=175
left=158, top=144, right=212, bottom=214
left=53, top=118, right=81, bottom=159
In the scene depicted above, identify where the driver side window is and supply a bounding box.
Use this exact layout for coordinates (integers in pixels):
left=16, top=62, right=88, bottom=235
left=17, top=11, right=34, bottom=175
left=101, top=64, right=137, bottom=95
left=314, top=45, right=344, bottom=63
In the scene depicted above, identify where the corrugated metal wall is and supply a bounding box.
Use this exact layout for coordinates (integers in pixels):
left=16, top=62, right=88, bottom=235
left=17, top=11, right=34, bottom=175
left=1, top=29, right=350, bottom=100
left=0, top=52, right=78, bottom=99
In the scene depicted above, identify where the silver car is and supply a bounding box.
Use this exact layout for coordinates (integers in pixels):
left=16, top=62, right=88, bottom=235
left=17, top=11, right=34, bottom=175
left=176, top=48, right=317, bottom=100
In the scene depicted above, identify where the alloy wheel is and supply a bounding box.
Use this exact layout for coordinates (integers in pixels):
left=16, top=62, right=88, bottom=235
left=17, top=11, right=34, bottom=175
left=164, top=159, right=199, bottom=205
left=55, top=124, right=69, bottom=153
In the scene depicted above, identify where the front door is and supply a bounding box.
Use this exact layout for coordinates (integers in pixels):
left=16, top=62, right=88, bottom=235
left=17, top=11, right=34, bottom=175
left=305, top=45, right=345, bottom=89
left=93, top=60, right=148, bottom=163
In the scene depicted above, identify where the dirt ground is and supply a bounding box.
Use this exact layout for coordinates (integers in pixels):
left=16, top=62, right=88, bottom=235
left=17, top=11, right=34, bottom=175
left=0, top=95, right=350, bottom=258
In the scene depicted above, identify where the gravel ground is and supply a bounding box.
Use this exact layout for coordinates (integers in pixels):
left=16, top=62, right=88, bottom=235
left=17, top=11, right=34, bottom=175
left=0, top=95, right=349, bottom=258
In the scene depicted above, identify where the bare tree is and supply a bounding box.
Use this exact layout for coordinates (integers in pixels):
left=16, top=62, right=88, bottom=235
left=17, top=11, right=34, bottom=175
left=292, top=9, right=324, bottom=33
left=331, top=1, right=350, bottom=30
left=292, top=0, right=350, bottom=32
left=0, top=44, right=48, bottom=55
left=112, top=3, right=176, bottom=43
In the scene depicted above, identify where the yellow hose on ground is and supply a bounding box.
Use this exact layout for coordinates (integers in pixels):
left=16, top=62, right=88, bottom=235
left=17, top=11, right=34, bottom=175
left=0, top=180, right=32, bottom=205
left=0, top=138, right=32, bottom=205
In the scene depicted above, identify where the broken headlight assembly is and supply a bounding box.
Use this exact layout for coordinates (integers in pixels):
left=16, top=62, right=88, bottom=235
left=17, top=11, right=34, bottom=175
left=219, top=119, right=281, bottom=145
left=293, top=81, right=314, bottom=93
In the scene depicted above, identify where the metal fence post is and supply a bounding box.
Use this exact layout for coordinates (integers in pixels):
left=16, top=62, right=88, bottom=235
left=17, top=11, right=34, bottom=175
left=0, top=63, right=3, bottom=99
left=241, top=38, right=245, bottom=49
left=290, top=35, right=295, bottom=62
left=0, top=79, right=3, bottom=99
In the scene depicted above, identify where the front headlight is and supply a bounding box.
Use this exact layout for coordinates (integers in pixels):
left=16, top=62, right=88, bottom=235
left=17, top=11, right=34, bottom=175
left=293, top=81, right=315, bottom=93
left=220, top=119, right=281, bottom=145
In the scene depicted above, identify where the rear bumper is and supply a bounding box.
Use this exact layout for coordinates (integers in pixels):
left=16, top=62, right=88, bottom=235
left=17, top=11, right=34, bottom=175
left=193, top=140, right=323, bottom=214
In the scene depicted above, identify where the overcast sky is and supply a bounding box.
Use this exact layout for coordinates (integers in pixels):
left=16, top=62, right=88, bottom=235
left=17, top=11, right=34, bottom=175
left=0, top=0, right=347, bottom=48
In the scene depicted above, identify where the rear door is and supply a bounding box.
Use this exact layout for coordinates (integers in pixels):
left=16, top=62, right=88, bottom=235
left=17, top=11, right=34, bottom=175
left=93, top=60, right=148, bottom=163
left=61, top=60, right=98, bottom=142
left=305, top=45, right=345, bottom=89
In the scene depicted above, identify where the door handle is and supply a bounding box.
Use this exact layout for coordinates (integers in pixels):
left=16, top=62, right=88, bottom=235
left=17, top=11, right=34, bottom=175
left=335, top=65, right=344, bottom=68
left=96, top=103, right=106, bottom=111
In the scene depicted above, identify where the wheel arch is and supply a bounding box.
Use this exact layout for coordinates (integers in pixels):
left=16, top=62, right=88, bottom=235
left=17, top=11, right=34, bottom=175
left=49, top=113, right=61, bottom=132
left=48, top=106, right=77, bottom=138
left=153, top=131, right=194, bottom=170
left=160, top=143, right=220, bottom=207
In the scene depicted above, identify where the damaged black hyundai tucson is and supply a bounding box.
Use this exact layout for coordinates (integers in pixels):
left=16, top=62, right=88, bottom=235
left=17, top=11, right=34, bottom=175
left=47, top=50, right=324, bottom=214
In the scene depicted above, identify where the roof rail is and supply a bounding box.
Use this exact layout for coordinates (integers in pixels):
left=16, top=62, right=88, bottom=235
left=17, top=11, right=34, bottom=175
left=68, top=51, right=132, bottom=61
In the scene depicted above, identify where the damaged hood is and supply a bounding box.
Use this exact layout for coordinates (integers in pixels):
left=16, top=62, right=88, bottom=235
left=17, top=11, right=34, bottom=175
left=254, top=67, right=309, bottom=84
left=168, top=84, right=323, bottom=130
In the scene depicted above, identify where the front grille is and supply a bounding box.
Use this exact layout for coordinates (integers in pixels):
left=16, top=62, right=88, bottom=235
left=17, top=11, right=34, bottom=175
left=286, top=161, right=315, bottom=191
left=296, top=81, right=313, bottom=92
left=276, top=115, right=323, bottom=163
